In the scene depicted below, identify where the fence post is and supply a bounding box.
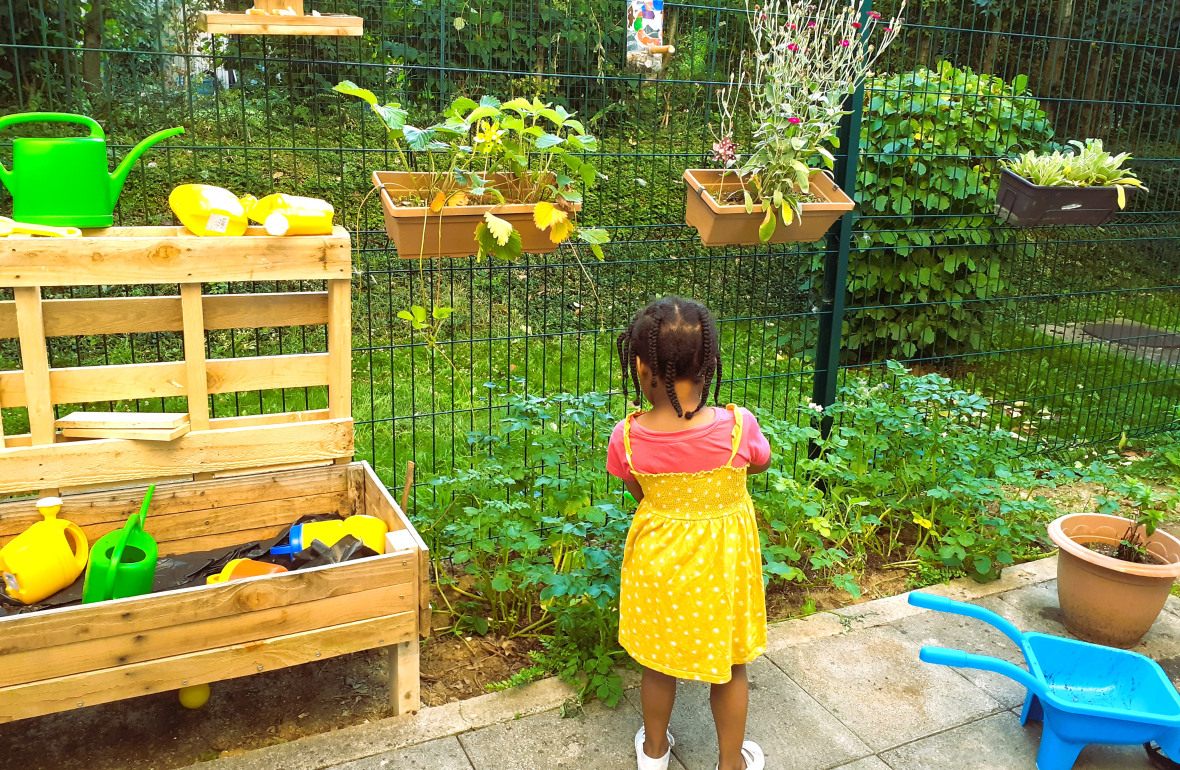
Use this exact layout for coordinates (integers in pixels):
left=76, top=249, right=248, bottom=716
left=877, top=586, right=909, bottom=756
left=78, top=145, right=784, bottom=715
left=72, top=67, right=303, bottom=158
left=810, top=0, right=870, bottom=435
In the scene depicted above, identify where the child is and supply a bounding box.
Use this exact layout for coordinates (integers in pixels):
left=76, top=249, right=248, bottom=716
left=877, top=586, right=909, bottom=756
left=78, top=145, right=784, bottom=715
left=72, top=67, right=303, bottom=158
left=607, top=296, right=771, bottom=770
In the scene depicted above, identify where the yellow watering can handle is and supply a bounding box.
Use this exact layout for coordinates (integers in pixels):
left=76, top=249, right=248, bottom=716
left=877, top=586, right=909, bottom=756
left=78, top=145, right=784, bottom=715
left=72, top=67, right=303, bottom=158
left=63, top=521, right=90, bottom=572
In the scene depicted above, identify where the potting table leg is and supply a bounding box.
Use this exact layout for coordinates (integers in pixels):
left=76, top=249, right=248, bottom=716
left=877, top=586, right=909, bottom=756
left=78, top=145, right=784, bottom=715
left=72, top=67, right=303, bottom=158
left=388, top=639, right=420, bottom=716
left=1036, top=727, right=1083, bottom=770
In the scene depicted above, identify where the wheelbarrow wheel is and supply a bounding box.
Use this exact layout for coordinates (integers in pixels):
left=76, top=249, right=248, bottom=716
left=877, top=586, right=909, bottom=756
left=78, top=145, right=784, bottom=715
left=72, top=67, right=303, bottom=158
left=1146, top=741, right=1180, bottom=769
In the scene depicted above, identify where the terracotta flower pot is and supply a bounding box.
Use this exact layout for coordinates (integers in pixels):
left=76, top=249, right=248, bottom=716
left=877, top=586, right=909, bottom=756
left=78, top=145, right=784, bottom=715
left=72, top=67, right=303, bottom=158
left=1048, top=513, right=1180, bottom=648
left=682, top=168, right=854, bottom=246
left=372, top=171, right=580, bottom=259
left=995, top=168, right=1135, bottom=227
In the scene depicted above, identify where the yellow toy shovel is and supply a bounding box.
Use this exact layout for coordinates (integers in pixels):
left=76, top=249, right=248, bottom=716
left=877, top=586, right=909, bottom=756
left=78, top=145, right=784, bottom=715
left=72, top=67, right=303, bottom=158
left=0, top=216, right=82, bottom=237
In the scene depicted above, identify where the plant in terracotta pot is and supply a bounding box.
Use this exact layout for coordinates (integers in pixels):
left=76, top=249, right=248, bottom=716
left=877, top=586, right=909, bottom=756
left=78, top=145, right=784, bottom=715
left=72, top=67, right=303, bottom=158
left=1049, top=474, right=1180, bottom=648
left=334, top=82, right=609, bottom=260
left=684, top=0, right=904, bottom=246
left=997, top=138, right=1148, bottom=226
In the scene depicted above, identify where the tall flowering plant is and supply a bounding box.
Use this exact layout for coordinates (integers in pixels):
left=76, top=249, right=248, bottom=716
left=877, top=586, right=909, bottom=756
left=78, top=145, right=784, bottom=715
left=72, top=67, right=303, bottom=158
left=715, top=0, right=904, bottom=240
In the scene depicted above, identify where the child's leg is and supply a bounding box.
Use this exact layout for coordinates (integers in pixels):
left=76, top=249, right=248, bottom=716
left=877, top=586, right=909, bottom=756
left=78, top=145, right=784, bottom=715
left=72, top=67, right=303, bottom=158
left=711, top=664, right=749, bottom=770
left=640, top=666, right=677, bottom=757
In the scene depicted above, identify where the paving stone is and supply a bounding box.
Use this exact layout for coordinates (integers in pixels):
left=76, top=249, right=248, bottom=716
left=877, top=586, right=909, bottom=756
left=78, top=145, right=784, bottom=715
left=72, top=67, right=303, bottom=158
left=623, top=657, right=871, bottom=770
left=880, top=711, right=1041, bottom=769
left=768, top=625, right=1002, bottom=751
left=327, top=737, right=472, bottom=770
left=459, top=699, right=687, bottom=770
left=829, top=757, right=892, bottom=770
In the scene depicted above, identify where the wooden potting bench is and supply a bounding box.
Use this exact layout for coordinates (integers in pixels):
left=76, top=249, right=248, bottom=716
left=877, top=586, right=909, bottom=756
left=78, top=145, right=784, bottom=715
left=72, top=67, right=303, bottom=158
left=0, top=226, right=428, bottom=723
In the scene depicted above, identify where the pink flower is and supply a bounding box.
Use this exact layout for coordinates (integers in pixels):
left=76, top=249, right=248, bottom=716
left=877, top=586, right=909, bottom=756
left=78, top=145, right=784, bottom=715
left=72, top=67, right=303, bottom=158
left=787, top=117, right=802, bottom=125
left=868, top=10, right=882, bottom=19
left=852, top=21, right=862, bottom=29
left=712, top=136, right=738, bottom=165
left=885, top=26, right=894, bottom=32
left=807, top=21, right=816, bottom=28
left=788, top=23, right=797, bottom=29
left=787, top=43, right=799, bottom=51
left=840, top=39, right=851, bottom=46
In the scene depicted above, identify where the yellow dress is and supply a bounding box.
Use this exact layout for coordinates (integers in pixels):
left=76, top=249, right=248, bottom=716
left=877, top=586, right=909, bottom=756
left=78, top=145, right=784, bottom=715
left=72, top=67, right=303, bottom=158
left=618, top=405, right=767, bottom=684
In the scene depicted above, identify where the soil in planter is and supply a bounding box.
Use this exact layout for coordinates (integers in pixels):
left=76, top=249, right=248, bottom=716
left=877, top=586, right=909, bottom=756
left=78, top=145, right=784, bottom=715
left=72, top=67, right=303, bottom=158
left=1085, top=539, right=1166, bottom=565
left=712, top=185, right=823, bottom=206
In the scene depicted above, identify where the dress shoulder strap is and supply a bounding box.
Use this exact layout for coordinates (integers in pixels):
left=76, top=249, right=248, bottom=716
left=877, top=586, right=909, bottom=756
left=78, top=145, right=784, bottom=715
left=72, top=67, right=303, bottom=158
left=725, top=404, right=743, bottom=467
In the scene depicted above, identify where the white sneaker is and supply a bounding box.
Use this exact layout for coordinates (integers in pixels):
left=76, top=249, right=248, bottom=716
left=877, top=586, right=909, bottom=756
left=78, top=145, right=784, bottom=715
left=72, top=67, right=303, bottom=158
left=635, top=726, right=675, bottom=770
left=716, top=741, right=765, bottom=770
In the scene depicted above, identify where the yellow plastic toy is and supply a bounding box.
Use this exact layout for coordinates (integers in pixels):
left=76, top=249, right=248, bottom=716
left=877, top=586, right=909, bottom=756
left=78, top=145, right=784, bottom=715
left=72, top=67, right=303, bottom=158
left=0, top=216, right=81, bottom=237
left=178, top=683, right=211, bottom=709
left=0, top=497, right=89, bottom=604
left=168, top=184, right=252, bottom=237
left=247, top=193, right=334, bottom=236
left=270, top=515, right=388, bottom=557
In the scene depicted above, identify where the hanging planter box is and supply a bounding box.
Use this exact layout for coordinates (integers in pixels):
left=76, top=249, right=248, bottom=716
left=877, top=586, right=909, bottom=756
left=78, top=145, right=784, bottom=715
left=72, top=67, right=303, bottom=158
left=372, top=171, right=580, bottom=259
left=683, top=168, right=854, bottom=246
left=995, top=169, right=1133, bottom=226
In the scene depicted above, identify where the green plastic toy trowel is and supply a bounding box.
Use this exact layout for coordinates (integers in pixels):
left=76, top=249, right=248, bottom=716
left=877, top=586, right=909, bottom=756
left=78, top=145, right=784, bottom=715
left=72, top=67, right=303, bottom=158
left=82, top=485, right=158, bottom=603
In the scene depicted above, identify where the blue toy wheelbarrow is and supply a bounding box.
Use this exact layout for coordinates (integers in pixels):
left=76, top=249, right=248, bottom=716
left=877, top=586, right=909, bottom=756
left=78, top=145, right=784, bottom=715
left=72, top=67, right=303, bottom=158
left=909, top=592, right=1180, bottom=770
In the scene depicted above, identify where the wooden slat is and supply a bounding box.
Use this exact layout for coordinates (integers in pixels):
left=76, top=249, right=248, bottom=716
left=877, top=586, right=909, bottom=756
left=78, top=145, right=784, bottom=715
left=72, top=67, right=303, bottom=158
left=0, top=583, right=412, bottom=688
left=0, top=418, right=353, bottom=495
left=14, top=288, right=54, bottom=445
left=204, top=292, right=329, bottom=330
left=0, top=613, right=414, bottom=723
left=389, top=639, right=420, bottom=715
left=0, top=293, right=332, bottom=341
left=56, top=411, right=190, bottom=430
left=0, top=226, right=351, bottom=287
left=363, top=462, right=431, bottom=638
left=0, top=548, right=411, bottom=654
left=61, top=423, right=190, bottom=442
left=181, top=283, right=211, bottom=430
left=209, top=409, right=330, bottom=430
left=327, top=278, right=351, bottom=419
left=49, top=361, right=186, bottom=406
left=200, top=11, right=364, bottom=36
left=207, top=353, right=330, bottom=394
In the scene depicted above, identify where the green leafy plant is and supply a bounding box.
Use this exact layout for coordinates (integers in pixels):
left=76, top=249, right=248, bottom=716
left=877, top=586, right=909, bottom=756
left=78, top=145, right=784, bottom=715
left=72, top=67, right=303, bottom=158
left=1003, top=138, right=1147, bottom=208
left=333, top=82, right=608, bottom=260
left=1067, top=461, right=1180, bottom=564
left=839, top=62, right=1054, bottom=360
left=712, top=0, right=904, bottom=240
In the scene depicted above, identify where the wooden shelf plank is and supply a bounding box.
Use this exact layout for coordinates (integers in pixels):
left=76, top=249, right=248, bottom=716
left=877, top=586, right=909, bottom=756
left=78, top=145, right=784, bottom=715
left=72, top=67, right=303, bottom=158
left=56, top=411, right=190, bottom=430
left=0, top=226, right=351, bottom=286
left=61, top=423, right=191, bottom=442
left=200, top=11, right=363, bottom=36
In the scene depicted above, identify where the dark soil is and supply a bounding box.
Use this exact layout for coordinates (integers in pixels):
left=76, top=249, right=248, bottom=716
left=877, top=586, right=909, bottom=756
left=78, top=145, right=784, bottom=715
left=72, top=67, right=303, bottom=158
left=1084, top=539, right=1162, bottom=565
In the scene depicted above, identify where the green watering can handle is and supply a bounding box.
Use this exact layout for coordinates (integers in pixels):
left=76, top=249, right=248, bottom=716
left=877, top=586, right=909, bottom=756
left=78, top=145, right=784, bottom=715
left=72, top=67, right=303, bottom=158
left=0, top=112, right=104, bottom=139
left=101, top=484, right=154, bottom=602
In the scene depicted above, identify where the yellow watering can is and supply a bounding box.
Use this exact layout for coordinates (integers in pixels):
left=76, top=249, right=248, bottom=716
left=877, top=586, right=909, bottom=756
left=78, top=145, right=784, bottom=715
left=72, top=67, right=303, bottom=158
left=0, top=497, right=89, bottom=604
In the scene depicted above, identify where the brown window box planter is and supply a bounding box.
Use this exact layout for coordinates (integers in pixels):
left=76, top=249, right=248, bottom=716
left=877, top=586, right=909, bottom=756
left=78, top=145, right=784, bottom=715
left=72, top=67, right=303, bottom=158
left=373, top=171, right=581, bottom=259
left=683, top=168, right=854, bottom=246
left=995, top=168, right=1135, bottom=226
left=1048, top=513, right=1180, bottom=648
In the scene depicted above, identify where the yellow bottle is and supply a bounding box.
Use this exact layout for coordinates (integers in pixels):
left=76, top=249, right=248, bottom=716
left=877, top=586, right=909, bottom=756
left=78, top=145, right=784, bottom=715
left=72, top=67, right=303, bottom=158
left=0, top=497, right=89, bottom=604
left=247, top=193, right=334, bottom=236
left=169, top=184, right=254, bottom=237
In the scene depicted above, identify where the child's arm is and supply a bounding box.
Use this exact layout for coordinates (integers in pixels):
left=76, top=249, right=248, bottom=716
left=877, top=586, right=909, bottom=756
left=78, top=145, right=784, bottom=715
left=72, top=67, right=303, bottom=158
left=742, top=407, right=773, bottom=474
left=607, top=420, right=644, bottom=501
left=623, top=477, right=645, bottom=504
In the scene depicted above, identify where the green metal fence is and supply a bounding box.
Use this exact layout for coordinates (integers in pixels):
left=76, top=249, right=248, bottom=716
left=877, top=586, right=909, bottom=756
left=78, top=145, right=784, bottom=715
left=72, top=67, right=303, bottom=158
left=1, top=0, right=1178, bottom=490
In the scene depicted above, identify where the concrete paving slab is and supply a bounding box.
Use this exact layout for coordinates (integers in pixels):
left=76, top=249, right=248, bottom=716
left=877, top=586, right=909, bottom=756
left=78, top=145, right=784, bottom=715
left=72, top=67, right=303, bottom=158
left=880, top=712, right=1040, bottom=769
left=765, top=611, right=848, bottom=653
left=988, top=580, right=1071, bottom=638
left=830, top=757, right=892, bottom=770
left=622, top=657, right=871, bottom=770
left=458, top=699, right=688, bottom=770
left=893, top=594, right=1030, bottom=709
left=326, top=737, right=472, bottom=770
left=768, top=625, right=1002, bottom=751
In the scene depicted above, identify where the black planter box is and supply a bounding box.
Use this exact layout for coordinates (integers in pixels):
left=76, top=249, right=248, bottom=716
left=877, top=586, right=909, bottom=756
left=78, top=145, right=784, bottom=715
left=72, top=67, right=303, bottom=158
left=995, top=168, right=1133, bottom=226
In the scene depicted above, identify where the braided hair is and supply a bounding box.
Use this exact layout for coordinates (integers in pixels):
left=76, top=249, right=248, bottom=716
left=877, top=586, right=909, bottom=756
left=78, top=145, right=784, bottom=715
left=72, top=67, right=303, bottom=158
left=615, top=296, right=723, bottom=419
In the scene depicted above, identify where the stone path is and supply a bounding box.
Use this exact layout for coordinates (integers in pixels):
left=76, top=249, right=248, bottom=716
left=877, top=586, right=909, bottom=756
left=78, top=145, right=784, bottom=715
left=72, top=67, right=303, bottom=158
left=195, top=557, right=1180, bottom=770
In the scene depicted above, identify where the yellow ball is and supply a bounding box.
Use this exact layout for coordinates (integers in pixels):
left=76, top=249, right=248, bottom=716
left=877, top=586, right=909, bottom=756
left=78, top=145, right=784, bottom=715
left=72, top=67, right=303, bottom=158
left=178, top=683, right=211, bottom=709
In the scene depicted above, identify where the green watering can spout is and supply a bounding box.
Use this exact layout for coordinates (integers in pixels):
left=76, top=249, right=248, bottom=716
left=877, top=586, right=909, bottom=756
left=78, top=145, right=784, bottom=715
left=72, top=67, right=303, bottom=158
left=109, top=125, right=185, bottom=203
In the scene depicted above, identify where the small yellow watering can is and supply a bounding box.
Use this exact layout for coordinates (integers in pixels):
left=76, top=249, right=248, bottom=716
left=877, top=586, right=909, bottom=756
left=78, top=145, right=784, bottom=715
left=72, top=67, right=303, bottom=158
left=0, top=497, right=89, bottom=604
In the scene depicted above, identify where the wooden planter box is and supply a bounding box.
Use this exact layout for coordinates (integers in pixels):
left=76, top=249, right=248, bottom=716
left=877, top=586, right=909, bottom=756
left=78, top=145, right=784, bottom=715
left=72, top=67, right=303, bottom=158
left=683, top=168, right=854, bottom=246
left=200, top=0, right=363, bottom=36
left=0, top=227, right=428, bottom=724
left=995, top=168, right=1132, bottom=226
left=373, top=171, right=580, bottom=259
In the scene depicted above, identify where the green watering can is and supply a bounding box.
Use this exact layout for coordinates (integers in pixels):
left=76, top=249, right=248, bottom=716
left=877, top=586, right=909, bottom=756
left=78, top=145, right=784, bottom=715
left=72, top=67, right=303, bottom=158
left=83, top=485, right=158, bottom=604
left=0, top=113, right=184, bottom=228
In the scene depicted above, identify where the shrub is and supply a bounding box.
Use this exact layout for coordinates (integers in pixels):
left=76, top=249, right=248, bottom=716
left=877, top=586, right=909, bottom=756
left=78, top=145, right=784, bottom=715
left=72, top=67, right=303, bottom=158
left=841, top=62, right=1054, bottom=360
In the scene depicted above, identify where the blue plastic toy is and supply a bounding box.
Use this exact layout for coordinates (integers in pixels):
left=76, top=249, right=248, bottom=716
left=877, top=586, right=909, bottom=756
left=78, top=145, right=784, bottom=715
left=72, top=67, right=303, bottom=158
left=909, top=591, right=1180, bottom=770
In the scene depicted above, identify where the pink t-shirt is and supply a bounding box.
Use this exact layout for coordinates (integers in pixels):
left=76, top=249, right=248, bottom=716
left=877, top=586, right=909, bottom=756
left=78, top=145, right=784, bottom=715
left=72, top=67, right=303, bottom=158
left=606, top=406, right=772, bottom=482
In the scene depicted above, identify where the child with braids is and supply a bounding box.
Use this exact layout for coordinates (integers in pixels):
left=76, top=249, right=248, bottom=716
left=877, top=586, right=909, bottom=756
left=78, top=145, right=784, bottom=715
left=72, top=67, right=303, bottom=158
left=607, top=296, right=772, bottom=770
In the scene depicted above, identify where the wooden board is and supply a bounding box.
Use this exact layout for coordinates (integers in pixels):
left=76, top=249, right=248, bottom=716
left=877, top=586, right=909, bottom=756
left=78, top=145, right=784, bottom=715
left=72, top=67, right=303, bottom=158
left=0, top=613, right=414, bottom=723
left=55, top=412, right=191, bottom=431
left=61, top=423, right=191, bottom=442
left=0, top=227, right=351, bottom=287
left=200, top=10, right=363, bottom=36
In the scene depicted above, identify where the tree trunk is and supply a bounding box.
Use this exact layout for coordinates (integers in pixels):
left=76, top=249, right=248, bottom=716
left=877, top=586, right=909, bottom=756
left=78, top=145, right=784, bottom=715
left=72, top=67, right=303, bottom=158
left=1041, top=0, right=1075, bottom=120
left=980, top=10, right=1005, bottom=75
left=82, top=0, right=104, bottom=97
